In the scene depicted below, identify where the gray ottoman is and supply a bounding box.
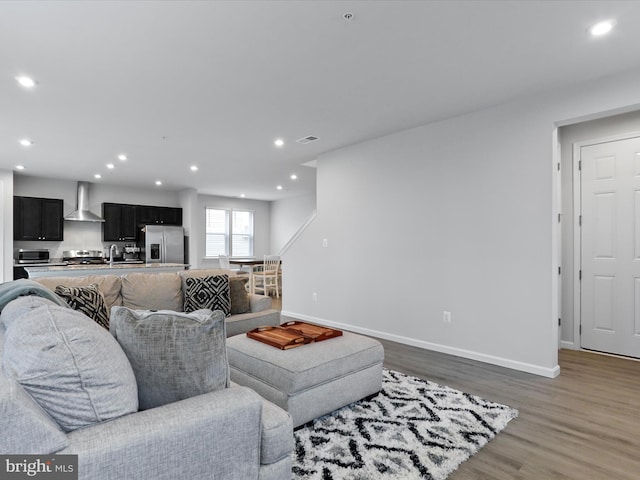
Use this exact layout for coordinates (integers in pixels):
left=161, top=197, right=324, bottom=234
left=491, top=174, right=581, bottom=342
left=227, top=331, right=384, bottom=428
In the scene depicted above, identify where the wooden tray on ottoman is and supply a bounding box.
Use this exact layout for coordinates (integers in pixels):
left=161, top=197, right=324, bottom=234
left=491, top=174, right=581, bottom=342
left=247, top=326, right=313, bottom=350
left=280, top=320, right=343, bottom=342
left=247, top=321, right=343, bottom=349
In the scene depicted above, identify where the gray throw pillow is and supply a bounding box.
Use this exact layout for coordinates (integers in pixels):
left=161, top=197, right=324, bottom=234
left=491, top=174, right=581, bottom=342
left=2, top=297, right=138, bottom=432
left=110, top=307, right=229, bottom=410
left=0, top=295, right=57, bottom=328
left=184, top=275, right=231, bottom=316
left=229, top=276, right=250, bottom=314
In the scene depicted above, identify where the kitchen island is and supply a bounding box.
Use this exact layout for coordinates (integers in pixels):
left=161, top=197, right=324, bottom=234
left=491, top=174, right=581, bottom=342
left=24, top=262, right=190, bottom=278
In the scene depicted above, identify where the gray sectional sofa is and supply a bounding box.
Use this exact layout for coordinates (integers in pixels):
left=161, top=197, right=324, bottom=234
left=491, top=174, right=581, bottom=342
left=33, top=268, right=281, bottom=336
left=0, top=275, right=292, bottom=480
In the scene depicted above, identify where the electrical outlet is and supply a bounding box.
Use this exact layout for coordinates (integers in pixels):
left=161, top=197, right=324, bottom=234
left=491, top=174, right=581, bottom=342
left=443, top=311, right=451, bottom=323
left=312, top=292, right=318, bottom=302
left=322, top=238, right=328, bottom=248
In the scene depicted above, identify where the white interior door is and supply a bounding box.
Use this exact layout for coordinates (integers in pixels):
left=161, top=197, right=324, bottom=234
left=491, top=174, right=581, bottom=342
left=581, top=136, right=640, bottom=358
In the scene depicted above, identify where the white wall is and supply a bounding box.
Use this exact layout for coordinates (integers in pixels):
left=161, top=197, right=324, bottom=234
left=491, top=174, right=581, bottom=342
left=282, top=66, right=640, bottom=378
left=195, top=194, right=271, bottom=269
left=0, top=170, right=14, bottom=282
left=559, top=110, right=640, bottom=348
left=270, top=191, right=316, bottom=254
left=178, top=188, right=199, bottom=267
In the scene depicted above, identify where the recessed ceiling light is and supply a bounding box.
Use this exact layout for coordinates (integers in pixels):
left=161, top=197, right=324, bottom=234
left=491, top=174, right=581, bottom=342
left=276, top=185, right=283, bottom=190
left=290, top=174, right=298, bottom=180
left=274, top=139, right=284, bottom=147
left=16, top=76, right=36, bottom=88
left=15, top=165, right=25, bottom=171
left=155, top=180, right=162, bottom=186
left=117, top=154, right=127, bottom=161
left=94, top=174, right=102, bottom=179
left=19, top=139, right=33, bottom=147
left=106, top=163, right=115, bottom=169
left=190, top=165, right=198, bottom=172
left=240, top=194, right=245, bottom=198
left=590, top=20, right=615, bottom=36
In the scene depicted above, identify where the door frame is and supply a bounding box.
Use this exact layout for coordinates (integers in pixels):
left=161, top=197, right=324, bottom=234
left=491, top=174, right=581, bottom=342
left=572, top=130, right=640, bottom=351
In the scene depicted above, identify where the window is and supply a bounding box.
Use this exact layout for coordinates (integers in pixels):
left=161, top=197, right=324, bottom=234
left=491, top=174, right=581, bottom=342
left=205, top=208, right=253, bottom=258
left=205, top=208, right=228, bottom=257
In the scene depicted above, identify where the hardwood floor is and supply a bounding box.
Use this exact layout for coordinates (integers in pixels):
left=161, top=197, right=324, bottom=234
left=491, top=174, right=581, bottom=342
left=277, top=295, right=640, bottom=479
left=380, top=339, right=640, bottom=479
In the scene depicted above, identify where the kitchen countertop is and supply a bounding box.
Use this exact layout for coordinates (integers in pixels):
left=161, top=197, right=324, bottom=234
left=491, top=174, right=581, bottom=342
left=23, top=262, right=190, bottom=278
left=15, top=262, right=69, bottom=267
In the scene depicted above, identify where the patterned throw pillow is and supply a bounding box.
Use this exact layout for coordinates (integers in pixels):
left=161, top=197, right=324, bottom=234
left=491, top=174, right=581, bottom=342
left=184, top=275, right=231, bottom=316
left=55, top=283, right=110, bottom=329
left=229, top=276, right=251, bottom=315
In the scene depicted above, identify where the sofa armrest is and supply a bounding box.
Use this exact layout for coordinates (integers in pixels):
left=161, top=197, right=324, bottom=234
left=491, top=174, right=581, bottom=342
left=249, top=293, right=272, bottom=312
left=61, top=386, right=263, bottom=480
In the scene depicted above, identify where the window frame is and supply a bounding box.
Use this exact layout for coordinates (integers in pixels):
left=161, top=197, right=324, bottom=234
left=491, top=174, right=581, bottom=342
left=204, top=207, right=254, bottom=258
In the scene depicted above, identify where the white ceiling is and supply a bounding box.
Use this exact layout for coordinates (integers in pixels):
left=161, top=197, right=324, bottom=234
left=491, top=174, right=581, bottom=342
left=2, top=0, right=640, bottom=201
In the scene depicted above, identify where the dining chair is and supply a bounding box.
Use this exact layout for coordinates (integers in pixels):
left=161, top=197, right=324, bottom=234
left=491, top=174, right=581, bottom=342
left=218, top=254, right=230, bottom=269
left=253, top=255, right=281, bottom=298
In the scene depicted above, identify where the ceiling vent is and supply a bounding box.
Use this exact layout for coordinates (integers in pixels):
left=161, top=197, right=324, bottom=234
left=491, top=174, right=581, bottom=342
left=296, top=135, right=319, bottom=145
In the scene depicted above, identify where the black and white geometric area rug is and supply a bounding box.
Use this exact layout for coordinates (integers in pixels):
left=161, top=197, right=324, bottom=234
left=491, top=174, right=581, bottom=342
left=293, top=369, right=518, bottom=480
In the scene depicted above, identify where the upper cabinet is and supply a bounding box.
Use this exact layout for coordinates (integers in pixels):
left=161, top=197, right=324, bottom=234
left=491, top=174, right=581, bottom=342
left=14, top=196, right=64, bottom=241
left=103, top=203, right=182, bottom=241
left=136, top=205, right=182, bottom=226
left=102, top=203, right=137, bottom=242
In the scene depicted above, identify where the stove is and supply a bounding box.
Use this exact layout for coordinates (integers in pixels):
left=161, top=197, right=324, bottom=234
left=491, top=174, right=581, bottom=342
left=62, top=249, right=107, bottom=265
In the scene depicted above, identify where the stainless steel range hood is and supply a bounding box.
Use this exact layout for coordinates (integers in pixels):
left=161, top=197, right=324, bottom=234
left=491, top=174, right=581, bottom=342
left=64, top=181, right=105, bottom=222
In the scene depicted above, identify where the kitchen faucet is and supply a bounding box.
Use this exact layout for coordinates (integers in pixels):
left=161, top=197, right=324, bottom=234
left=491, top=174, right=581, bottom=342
left=109, top=244, right=118, bottom=264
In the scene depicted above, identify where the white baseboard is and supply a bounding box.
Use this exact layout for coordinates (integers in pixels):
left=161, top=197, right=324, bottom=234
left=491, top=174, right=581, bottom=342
left=282, top=311, right=561, bottom=379
left=560, top=340, right=578, bottom=350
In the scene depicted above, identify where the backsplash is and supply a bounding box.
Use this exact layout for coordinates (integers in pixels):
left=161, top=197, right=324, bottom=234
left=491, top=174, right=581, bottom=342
left=13, top=221, right=127, bottom=261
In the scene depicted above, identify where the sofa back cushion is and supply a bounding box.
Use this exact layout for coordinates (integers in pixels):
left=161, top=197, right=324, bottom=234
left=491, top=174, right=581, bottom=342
left=34, top=275, right=123, bottom=314
left=110, top=307, right=229, bottom=410
left=1, top=296, right=138, bottom=432
left=121, top=272, right=183, bottom=311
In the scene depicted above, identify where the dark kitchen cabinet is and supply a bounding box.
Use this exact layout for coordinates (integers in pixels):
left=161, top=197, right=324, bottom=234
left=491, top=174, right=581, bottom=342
left=102, top=203, right=137, bottom=241
left=14, top=196, right=64, bottom=241
left=135, top=206, right=155, bottom=226
left=136, top=205, right=182, bottom=226
left=154, top=206, right=182, bottom=225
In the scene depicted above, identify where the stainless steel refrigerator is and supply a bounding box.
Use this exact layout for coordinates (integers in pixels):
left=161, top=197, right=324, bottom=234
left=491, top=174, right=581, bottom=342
left=141, top=225, right=184, bottom=264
